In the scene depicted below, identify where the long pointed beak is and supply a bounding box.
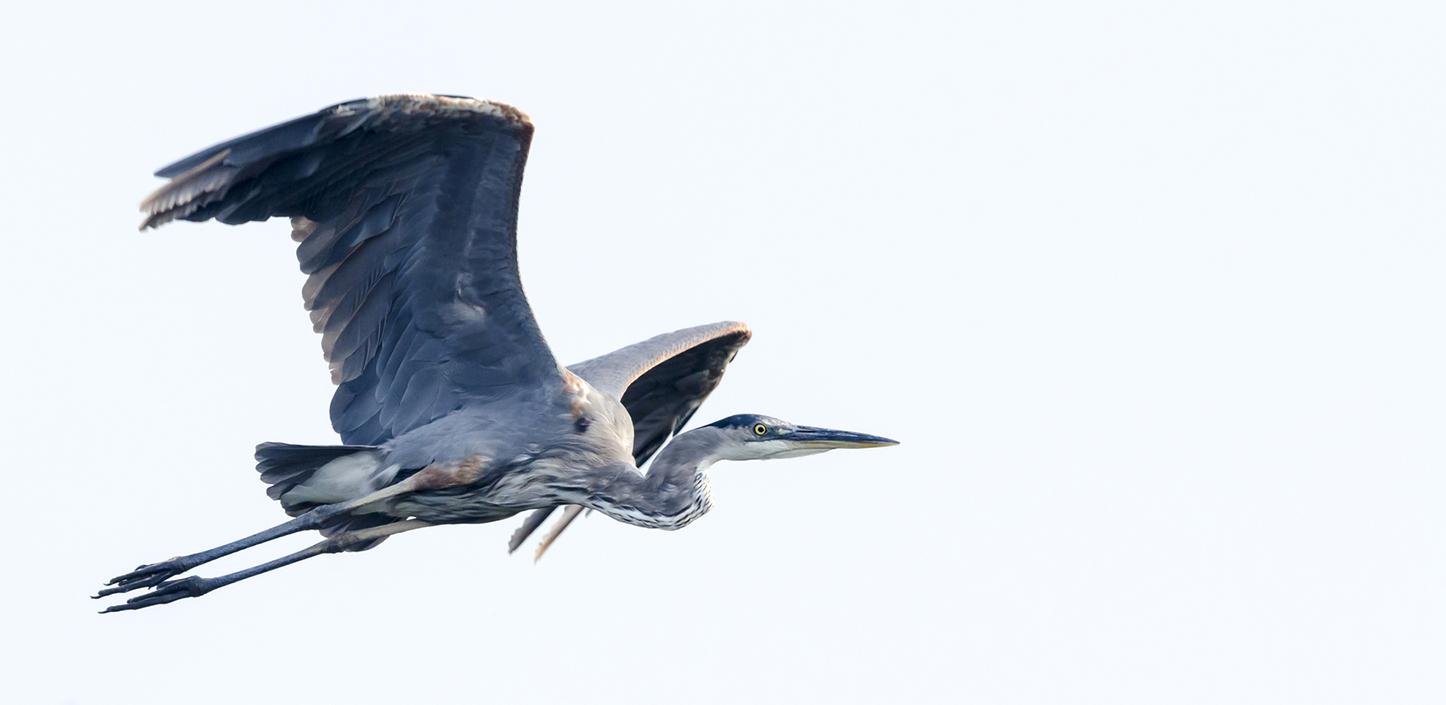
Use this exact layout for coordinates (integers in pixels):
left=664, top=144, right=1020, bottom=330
left=787, top=426, right=899, bottom=449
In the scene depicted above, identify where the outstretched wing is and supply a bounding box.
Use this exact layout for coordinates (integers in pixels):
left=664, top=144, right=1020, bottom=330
left=142, top=95, right=561, bottom=444
left=508, top=321, right=752, bottom=557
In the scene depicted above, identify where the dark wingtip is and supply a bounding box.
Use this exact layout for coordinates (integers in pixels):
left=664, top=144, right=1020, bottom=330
left=508, top=508, right=555, bottom=554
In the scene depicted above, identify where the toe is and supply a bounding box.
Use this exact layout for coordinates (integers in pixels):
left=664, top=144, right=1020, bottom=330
left=99, top=576, right=210, bottom=613
left=97, top=560, right=189, bottom=597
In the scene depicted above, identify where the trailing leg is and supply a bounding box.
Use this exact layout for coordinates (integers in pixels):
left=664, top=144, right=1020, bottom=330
left=96, top=470, right=439, bottom=597
left=100, top=520, right=429, bottom=613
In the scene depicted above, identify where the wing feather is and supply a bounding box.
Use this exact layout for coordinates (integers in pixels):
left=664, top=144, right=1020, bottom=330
left=142, top=95, right=559, bottom=444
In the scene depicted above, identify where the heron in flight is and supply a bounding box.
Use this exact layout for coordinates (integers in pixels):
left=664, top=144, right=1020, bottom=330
left=95, top=95, right=896, bottom=612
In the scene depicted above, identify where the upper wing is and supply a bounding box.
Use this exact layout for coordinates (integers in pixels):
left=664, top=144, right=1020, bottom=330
left=508, top=321, right=752, bottom=557
left=142, top=95, right=561, bottom=444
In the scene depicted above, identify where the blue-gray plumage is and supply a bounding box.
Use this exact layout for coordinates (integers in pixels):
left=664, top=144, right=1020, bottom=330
left=95, top=95, right=896, bottom=612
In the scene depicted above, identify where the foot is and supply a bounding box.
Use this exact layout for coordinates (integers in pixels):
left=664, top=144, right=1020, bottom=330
left=98, top=576, right=212, bottom=613
left=94, top=557, right=197, bottom=598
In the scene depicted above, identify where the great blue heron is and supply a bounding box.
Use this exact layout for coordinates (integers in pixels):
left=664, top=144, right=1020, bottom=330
left=95, top=95, right=897, bottom=613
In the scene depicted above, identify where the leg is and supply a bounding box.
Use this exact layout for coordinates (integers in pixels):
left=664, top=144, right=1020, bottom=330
left=534, top=505, right=585, bottom=562
left=100, top=520, right=429, bottom=613
left=97, top=471, right=443, bottom=597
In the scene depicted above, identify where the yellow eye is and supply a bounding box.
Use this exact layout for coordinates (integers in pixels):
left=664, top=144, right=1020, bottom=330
left=753, top=423, right=768, bottom=436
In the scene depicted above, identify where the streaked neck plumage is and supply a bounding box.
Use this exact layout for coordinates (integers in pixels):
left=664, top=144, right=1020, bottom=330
left=584, top=426, right=729, bottom=530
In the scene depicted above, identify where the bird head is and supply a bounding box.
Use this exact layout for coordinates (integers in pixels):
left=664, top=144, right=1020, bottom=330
left=704, top=414, right=898, bottom=461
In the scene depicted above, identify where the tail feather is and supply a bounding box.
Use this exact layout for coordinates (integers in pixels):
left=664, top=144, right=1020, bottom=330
left=254, top=442, right=389, bottom=516
left=253, top=442, right=399, bottom=551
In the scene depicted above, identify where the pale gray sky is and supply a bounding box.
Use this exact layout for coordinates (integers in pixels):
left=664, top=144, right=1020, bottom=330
left=3, top=1, right=1443, bottom=703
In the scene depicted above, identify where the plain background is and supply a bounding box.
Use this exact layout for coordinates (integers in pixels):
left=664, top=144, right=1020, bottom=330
left=2, top=1, right=1442, bottom=703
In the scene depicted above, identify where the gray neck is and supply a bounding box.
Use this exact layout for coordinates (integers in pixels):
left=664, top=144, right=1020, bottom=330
left=584, top=426, right=728, bottom=530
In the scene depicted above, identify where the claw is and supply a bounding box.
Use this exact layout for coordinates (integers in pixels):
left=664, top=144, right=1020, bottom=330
left=95, top=558, right=192, bottom=598
left=99, top=576, right=212, bottom=613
